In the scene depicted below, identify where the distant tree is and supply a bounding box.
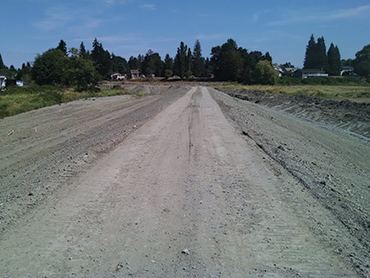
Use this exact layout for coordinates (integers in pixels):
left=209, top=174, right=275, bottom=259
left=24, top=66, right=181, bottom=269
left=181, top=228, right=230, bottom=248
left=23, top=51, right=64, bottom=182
left=192, top=40, right=205, bottom=77
left=141, top=49, right=163, bottom=77
left=67, top=48, right=100, bottom=91
left=57, top=40, right=67, bottom=56
left=304, top=34, right=317, bottom=69
left=111, top=54, right=128, bottom=74
left=353, top=44, right=370, bottom=77
left=164, top=69, right=173, bottom=80
left=79, top=41, right=90, bottom=59
left=211, top=39, right=242, bottom=81
left=264, top=51, right=272, bottom=63
left=304, top=35, right=328, bottom=70
left=127, top=56, right=139, bottom=70
left=316, top=37, right=328, bottom=71
left=0, top=54, right=5, bottom=69
left=91, top=38, right=112, bottom=78
left=174, top=42, right=189, bottom=79
left=32, top=49, right=67, bottom=85
left=253, top=60, right=278, bottom=85
left=204, top=57, right=212, bottom=75
left=327, top=43, right=341, bottom=76
left=164, top=54, right=173, bottom=72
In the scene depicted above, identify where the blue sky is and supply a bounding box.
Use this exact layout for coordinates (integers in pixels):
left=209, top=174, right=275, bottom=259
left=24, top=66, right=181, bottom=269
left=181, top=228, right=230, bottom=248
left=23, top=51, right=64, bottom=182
left=2, top=0, right=370, bottom=69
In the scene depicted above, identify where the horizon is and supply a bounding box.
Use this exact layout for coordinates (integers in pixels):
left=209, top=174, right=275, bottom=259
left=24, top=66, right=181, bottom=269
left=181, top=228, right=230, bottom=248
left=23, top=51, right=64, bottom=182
left=2, top=0, right=369, bottom=69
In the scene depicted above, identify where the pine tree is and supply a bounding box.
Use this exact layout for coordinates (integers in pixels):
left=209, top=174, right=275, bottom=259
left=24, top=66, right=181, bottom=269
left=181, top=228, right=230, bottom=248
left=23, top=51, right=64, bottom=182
left=0, top=54, right=5, bottom=69
left=192, top=40, right=205, bottom=77
left=316, top=37, right=328, bottom=71
left=91, top=38, right=112, bottom=78
left=304, top=34, right=316, bottom=69
left=327, top=43, right=341, bottom=76
left=173, top=42, right=188, bottom=79
left=57, top=40, right=67, bottom=56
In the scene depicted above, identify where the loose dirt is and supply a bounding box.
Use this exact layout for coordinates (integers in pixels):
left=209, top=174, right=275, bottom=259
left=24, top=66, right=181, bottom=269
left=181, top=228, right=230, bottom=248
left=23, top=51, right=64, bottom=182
left=0, top=85, right=369, bottom=277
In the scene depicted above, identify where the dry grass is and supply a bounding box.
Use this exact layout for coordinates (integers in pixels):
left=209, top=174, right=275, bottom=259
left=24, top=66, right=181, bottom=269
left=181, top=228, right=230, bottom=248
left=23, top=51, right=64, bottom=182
left=212, top=84, right=370, bottom=102
left=0, top=85, right=131, bottom=119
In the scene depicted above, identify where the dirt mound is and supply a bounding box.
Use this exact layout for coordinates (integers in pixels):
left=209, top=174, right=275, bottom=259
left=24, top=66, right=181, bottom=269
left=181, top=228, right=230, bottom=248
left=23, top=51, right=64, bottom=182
left=223, top=89, right=370, bottom=139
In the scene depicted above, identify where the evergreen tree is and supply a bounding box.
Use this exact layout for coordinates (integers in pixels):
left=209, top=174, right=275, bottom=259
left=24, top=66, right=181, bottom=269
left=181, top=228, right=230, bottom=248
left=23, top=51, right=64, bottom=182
left=173, top=42, right=188, bottom=79
left=186, top=48, right=192, bottom=78
left=141, top=50, right=163, bottom=77
left=111, top=54, right=128, bottom=74
left=57, top=40, right=67, bottom=56
left=164, top=54, right=173, bottom=72
left=327, top=43, right=341, bottom=76
left=264, top=52, right=272, bottom=63
left=0, top=54, right=5, bottom=69
left=128, top=56, right=140, bottom=70
left=192, top=40, right=205, bottom=77
left=304, top=34, right=316, bottom=69
left=91, top=38, right=112, bottom=78
left=316, top=37, right=328, bottom=71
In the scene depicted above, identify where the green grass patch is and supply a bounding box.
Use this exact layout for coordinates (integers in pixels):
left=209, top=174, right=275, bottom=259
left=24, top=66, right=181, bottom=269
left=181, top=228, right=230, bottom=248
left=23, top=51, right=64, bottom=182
left=212, top=83, right=370, bottom=101
left=0, top=85, right=131, bottom=119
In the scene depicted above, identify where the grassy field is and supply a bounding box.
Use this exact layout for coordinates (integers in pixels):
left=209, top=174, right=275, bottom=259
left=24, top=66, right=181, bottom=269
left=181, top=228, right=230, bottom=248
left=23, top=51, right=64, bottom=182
left=0, top=85, right=131, bottom=119
left=2, top=83, right=370, bottom=119
left=212, top=83, right=370, bottom=102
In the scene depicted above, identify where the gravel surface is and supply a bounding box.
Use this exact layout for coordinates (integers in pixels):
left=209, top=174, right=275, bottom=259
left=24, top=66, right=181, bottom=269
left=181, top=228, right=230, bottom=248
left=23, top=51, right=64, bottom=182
left=0, top=85, right=369, bottom=277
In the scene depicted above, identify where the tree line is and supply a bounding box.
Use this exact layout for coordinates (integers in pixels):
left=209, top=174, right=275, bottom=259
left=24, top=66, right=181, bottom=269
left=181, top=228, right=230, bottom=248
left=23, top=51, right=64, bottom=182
left=0, top=38, right=278, bottom=90
left=1, top=35, right=370, bottom=91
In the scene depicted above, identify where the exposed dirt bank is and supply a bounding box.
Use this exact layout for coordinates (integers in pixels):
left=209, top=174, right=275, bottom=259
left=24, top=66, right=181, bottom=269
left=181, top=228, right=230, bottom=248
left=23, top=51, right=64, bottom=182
left=222, top=89, right=370, bottom=139
left=212, top=88, right=370, bottom=277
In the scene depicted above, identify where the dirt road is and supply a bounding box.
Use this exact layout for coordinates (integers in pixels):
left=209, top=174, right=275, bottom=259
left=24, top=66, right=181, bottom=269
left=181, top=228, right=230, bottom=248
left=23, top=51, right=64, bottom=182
left=0, top=86, right=368, bottom=277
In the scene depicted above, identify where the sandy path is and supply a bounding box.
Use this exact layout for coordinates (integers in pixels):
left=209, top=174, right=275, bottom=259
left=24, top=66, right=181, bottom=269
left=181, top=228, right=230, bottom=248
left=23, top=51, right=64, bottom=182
left=0, top=87, right=359, bottom=277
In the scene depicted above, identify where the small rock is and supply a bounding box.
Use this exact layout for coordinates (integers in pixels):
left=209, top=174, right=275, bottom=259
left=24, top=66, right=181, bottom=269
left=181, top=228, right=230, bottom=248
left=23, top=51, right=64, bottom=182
left=181, top=249, right=190, bottom=255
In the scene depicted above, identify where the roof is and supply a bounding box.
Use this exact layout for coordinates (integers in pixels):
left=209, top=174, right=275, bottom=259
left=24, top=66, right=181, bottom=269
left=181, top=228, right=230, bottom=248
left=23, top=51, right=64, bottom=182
left=302, top=69, right=326, bottom=73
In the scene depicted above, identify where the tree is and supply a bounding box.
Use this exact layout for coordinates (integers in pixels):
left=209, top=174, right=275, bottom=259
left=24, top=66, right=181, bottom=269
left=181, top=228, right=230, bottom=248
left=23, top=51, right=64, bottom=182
left=128, top=56, right=140, bottom=70
left=0, top=54, right=5, bottom=69
left=91, top=38, right=112, bottom=78
left=173, top=42, right=189, bottom=79
left=164, top=54, right=173, bottom=72
left=32, top=49, right=67, bottom=85
left=316, top=37, right=328, bottom=71
left=192, top=40, right=205, bottom=77
left=111, top=54, right=128, bottom=75
left=304, top=34, right=317, bottom=69
left=211, top=39, right=242, bottom=81
left=353, top=44, right=370, bottom=77
left=327, top=43, right=341, bottom=76
left=253, top=60, right=278, bottom=85
left=304, top=35, right=328, bottom=70
left=141, top=50, right=163, bottom=77
left=57, top=40, right=67, bottom=56
left=67, top=48, right=100, bottom=91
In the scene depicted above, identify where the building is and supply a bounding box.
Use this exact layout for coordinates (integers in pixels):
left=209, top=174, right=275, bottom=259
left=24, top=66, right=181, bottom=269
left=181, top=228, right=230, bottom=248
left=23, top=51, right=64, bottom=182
left=341, top=66, right=355, bottom=76
left=0, top=75, right=6, bottom=88
left=111, top=73, right=126, bottom=81
left=301, top=69, right=328, bottom=79
left=130, top=70, right=140, bottom=79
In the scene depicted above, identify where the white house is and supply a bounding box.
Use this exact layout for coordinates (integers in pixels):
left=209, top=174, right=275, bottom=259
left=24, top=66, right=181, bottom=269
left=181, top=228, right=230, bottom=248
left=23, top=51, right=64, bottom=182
left=301, top=69, right=328, bottom=79
left=341, top=66, right=355, bottom=76
left=0, top=76, right=6, bottom=88
left=111, top=73, right=126, bottom=81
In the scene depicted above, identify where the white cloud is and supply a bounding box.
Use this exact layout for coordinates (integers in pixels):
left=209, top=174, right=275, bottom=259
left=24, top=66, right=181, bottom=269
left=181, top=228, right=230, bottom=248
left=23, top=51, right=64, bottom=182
left=268, top=5, right=370, bottom=26
left=140, top=4, right=155, bottom=10
left=34, top=5, right=75, bottom=32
